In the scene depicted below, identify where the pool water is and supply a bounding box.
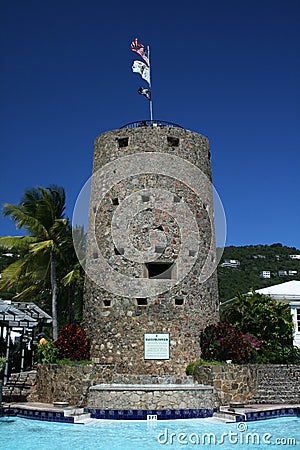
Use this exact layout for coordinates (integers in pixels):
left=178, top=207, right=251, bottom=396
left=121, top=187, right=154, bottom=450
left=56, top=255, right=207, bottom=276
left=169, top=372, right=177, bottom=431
left=0, top=416, right=299, bottom=450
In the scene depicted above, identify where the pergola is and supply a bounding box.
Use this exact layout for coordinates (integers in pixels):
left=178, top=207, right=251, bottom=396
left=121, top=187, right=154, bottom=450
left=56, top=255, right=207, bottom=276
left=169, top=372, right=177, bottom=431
left=0, top=300, right=52, bottom=384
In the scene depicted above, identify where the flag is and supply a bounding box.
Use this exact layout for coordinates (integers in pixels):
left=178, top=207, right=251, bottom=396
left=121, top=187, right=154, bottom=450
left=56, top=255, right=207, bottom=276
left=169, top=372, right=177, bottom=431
left=132, top=60, right=150, bottom=85
left=131, top=38, right=150, bottom=66
left=138, top=87, right=151, bottom=100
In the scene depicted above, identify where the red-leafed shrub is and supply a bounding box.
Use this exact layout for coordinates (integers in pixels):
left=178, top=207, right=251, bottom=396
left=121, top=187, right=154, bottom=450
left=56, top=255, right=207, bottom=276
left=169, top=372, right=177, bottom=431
left=200, top=322, right=260, bottom=364
left=54, top=323, right=90, bottom=361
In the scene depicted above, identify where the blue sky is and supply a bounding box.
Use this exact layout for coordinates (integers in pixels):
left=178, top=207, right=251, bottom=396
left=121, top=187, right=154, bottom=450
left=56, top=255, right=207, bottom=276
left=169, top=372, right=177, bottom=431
left=1, top=0, right=299, bottom=249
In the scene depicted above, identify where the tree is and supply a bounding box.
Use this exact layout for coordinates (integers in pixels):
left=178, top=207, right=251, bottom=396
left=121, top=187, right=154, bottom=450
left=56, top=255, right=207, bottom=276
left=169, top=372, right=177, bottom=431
left=58, top=224, right=85, bottom=324
left=0, top=186, right=69, bottom=340
left=220, top=292, right=295, bottom=363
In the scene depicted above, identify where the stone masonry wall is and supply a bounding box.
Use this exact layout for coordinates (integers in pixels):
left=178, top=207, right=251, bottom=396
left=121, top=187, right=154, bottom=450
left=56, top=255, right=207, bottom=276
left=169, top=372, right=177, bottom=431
left=29, top=363, right=300, bottom=409
left=195, top=364, right=300, bottom=406
left=87, top=384, right=214, bottom=410
left=30, top=364, right=113, bottom=407
left=83, top=125, right=219, bottom=375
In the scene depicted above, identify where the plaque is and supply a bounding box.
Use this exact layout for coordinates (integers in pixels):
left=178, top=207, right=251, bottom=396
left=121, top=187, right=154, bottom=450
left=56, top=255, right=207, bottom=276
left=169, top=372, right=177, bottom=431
left=144, top=333, right=170, bottom=360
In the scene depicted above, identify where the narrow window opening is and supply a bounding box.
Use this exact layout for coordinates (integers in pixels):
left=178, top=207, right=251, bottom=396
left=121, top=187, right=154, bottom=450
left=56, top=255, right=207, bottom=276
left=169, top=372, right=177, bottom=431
left=103, top=300, right=111, bottom=307
left=174, top=298, right=184, bottom=306
left=137, top=298, right=148, bottom=306
left=145, top=262, right=174, bottom=279
left=156, top=225, right=164, bottom=231
left=111, top=198, right=119, bottom=205
left=167, top=136, right=179, bottom=147
left=173, top=195, right=181, bottom=203
left=189, top=250, right=196, bottom=257
left=118, top=137, right=128, bottom=148
left=93, top=251, right=98, bottom=259
left=114, top=246, right=124, bottom=255
left=141, top=194, right=150, bottom=202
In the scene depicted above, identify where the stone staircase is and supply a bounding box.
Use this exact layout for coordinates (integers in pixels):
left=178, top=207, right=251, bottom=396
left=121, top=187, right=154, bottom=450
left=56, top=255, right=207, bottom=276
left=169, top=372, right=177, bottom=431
left=249, top=366, right=300, bottom=404
left=2, top=371, right=37, bottom=402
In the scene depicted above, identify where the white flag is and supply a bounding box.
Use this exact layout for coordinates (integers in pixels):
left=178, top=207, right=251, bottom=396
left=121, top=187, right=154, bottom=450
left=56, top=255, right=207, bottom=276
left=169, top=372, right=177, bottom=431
left=132, top=60, right=150, bottom=85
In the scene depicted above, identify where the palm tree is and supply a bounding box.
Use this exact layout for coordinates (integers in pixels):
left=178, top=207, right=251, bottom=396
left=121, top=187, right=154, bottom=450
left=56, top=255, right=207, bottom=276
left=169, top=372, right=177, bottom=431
left=0, top=185, right=68, bottom=340
left=58, top=224, right=85, bottom=324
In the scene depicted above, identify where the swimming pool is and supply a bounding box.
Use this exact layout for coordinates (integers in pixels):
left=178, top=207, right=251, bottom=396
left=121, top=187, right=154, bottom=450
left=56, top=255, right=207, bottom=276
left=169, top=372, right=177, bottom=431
left=0, top=416, right=299, bottom=449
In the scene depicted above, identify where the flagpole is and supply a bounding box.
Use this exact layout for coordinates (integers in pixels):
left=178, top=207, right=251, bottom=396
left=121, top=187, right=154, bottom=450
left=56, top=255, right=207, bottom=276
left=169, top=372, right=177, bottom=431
left=148, top=45, right=153, bottom=121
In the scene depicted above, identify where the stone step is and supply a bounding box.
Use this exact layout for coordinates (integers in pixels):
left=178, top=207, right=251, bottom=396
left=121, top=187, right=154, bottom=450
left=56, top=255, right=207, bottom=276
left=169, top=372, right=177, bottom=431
left=73, top=413, right=91, bottom=423
left=213, top=411, right=239, bottom=422
left=64, top=408, right=91, bottom=424
left=250, top=397, right=300, bottom=403
left=64, top=408, right=85, bottom=416
left=111, top=373, right=195, bottom=385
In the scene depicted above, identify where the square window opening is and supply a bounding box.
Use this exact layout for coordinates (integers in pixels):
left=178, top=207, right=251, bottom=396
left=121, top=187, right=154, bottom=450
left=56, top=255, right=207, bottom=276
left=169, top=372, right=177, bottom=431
left=141, top=194, right=150, bottom=202
left=118, top=137, right=129, bottom=148
left=145, top=262, right=175, bottom=279
left=103, top=300, right=111, bottom=307
left=137, top=298, right=148, bottom=306
left=167, top=136, right=179, bottom=147
left=174, top=298, right=184, bottom=306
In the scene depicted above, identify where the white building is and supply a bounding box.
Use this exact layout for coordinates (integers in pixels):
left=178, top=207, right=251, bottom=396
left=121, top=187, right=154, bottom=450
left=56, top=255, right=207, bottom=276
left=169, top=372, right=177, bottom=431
left=278, top=270, right=288, bottom=276
left=221, top=259, right=240, bottom=268
left=260, top=270, right=271, bottom=279
left=289, top=255, right=300, bottom=260
left=255, top=280, right=300, bottom=348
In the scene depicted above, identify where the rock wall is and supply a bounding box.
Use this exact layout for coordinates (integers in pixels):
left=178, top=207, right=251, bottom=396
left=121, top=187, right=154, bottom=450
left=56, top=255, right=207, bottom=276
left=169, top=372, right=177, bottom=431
left=88, top=384, right=214, bottom=410
left=29, top=363, right=300, bottom=408
left=30, top=364, right=113, bottom=406
left=195, top=364, right=300, bottom=405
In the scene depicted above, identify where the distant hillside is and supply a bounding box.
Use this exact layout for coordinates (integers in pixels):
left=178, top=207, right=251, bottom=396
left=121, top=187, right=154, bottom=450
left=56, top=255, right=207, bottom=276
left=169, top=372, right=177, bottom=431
left=217, top=243, right=300, bottom=302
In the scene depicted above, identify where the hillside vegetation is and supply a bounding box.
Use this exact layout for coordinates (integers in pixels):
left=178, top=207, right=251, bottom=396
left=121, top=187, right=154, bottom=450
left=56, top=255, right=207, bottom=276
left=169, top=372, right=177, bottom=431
left=2, top=243, right=300, bottom=306
left=217, top=243, right=300, bottom=302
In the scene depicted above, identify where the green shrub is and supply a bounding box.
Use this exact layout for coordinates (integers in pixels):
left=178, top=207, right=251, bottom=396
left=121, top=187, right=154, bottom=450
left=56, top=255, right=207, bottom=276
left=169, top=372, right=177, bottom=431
left=186, top=359, right=223, bottom=376
left=57, top=358, right=93, bottom=365
left=36, top=342, right=60, bottom=364
left=0, top=357, right=7, bottom=373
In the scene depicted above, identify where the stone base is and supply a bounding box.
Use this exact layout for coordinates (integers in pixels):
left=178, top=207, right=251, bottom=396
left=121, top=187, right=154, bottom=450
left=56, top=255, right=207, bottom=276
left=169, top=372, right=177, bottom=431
left=87, top=383, right=215, bottom=410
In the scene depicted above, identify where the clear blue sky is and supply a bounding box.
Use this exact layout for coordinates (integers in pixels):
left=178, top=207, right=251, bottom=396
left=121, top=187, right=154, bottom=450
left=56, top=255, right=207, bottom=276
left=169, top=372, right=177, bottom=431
left=1, top=0, right=299, bottom=249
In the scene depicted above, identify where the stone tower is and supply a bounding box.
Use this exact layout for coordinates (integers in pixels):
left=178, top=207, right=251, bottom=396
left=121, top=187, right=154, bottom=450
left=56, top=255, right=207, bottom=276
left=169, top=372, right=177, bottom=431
left=83, top=121, right=219, bottom=375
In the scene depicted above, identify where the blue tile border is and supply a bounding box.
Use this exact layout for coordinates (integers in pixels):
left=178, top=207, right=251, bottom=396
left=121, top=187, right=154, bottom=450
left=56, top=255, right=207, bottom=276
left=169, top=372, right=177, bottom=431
left=86, top=407, right=216, bottom=420
left=3, top=407, right=74, bottom=424
left=245, top=407, right=299, bottom=422
left=3, top=406, right=300, bottom=423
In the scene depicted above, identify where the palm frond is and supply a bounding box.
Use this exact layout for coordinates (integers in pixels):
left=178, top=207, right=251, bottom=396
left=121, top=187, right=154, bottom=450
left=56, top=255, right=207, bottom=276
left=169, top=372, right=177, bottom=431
left=0, top=256, right=32, bottom=289
left=3, top=203, right=48, bottom=237
left=0, top=235, right=37, bottom=250
left=61, top=269, right=81, bottom=286
left=29, top=240, right=54, bottom=255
